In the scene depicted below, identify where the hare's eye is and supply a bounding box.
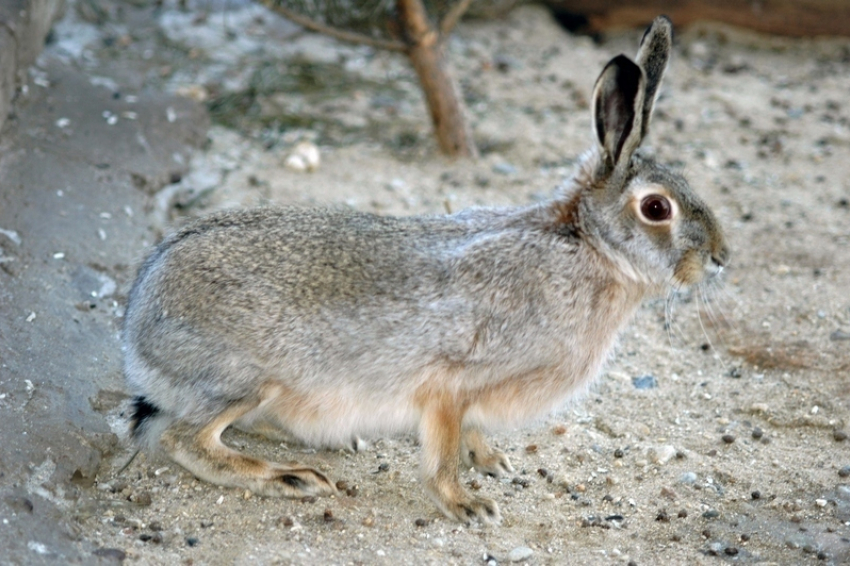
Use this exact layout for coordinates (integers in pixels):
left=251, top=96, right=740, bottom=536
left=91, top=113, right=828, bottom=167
left=640, top=195, right=672, bottom=222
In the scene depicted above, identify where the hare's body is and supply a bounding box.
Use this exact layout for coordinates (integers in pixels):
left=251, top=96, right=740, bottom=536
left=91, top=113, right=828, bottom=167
left=124, top=17, right=729, bottom=523
left=126, top=201, right=642, bottom=445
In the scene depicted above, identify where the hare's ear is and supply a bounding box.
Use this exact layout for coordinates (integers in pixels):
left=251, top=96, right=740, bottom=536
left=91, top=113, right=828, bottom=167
left=635, top=15, right=673, bottom=139
left=592, top=54, right=645, bottom=170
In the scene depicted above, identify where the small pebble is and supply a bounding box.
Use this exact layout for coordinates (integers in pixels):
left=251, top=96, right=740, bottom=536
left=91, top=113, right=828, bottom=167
left=323, top=508, right=334, bottom=522
left=469, top=479, right=482, bottom=490
left=377, top=463, right=390, bottom=472
left=631, top=375, right=658, bottom=390
left=751, top=491, right=761, bottom=500
left=335, top=480, right=349, bottom=491
left=702, top=509, right=720, bottom=519
left=525, top=444, right=538, bottom=453
left=537, top=468, right=549, bottom=478
left=728, top=367, right=742, bottom=378
left=838, top=466, right=850, bottom=478
left=93, top=548, right=126, bottom=561
left=752, top=427, right=764, bottom=439
left=677, top=509, right=688, bottom=518
left=492, top=162, right=518, bottom=175
left=552, top=424, right=567, bottom=435
left=656, top=510, right=670, bottom=522
left=725, top=547, right=739, bottom=556
left=132, top=491, right=152, bottom=506
left=721, top=434, right=736, bottom=444
left=613, top=448, right=625, bottom=458
left=414, top=518, right=429, bottom=527
left=833, top=430, right=848, bottom=442
left=650, top=445, right=676, bottom=465
left=278, top=516, right=294, bottom=527
left=660, top=486, right=677, bottom=500
left=185, top=537, right=199, bottom=547
left=829, top=329, right=850, bottom=341
left=508, top=546, right=534, bottom=562
left=679, top=472, right=697, bottom=484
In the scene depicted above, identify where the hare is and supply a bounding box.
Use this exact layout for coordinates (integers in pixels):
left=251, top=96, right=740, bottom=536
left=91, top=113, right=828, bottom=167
left=124, top=16, right=727, bottom=524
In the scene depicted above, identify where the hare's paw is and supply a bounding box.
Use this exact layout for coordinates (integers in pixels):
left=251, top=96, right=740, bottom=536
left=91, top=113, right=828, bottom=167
left=461, top=429, right=514, bottom=477
left=464, top=446, right=513, bottom=477
left=259, top=466, right=337, bottom=498
left=438, top=492, right=501, bottom=525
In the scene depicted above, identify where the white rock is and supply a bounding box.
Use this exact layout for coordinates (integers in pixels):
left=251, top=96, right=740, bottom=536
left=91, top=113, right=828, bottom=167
left=284, top=154, right=308, bottom=172
left=649, top=445, right=677, bottom=466
left=285, top=141, right=321, bottom=173
left=508, top=546, right=534, bottom=562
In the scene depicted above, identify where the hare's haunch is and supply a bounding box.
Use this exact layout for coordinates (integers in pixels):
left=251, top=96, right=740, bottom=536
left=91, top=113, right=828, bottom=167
left=124, top=16, right=728, bottom=524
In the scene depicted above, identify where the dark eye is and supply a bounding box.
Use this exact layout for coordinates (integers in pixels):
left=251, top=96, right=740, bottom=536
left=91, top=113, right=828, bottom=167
left=640, top=195, right=672, bottom=222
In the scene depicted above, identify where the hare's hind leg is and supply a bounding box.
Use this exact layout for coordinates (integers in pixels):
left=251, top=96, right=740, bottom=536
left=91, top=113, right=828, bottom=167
left=461, top=428, right=514, bottom=477
left=419, top=398, right=500, bottom=524
left=159, top=402, right=336, bottom=498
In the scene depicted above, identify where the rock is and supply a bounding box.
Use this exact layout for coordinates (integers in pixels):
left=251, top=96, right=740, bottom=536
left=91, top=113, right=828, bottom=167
left=632, top=375, right=658, bottom=389
left=92, top=548, right=126, bottom=561
left=492, top=162, right=517, bottom=175
left=649, top=445, right=677, bottom=465
left=284, top=141, right=321, bottom=172
left=679, top=472, right=698, bottom=484
left=508, top=546, right=534, bottom=562
left=829, top=329, right=850, bottom=341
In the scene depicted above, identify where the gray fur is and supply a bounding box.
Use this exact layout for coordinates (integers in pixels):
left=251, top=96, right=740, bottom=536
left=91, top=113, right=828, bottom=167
left=123, top=16, right=728, bottom=523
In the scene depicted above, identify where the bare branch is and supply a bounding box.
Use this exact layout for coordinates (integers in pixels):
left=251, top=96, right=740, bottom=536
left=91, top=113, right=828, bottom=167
left=260, top=0, right=407, bottom=52
left=439, top=0, right=474, bottom=38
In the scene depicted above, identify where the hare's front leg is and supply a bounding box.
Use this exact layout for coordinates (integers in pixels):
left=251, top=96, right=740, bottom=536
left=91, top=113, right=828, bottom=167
left=461, top=428, right=514, bottom=477
left=159, top=402, right=336, bottom=498
left=419, top=400, right=500, bottom=524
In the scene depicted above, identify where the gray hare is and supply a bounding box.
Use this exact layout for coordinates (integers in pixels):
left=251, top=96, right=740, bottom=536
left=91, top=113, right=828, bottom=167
left=124, top=16, right=727, bottom=524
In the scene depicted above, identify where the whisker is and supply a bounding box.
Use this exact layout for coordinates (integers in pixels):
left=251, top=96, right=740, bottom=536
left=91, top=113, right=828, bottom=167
left=698, top=284, right=729, bottom=373
left=665, top=288, right=675, bottom=350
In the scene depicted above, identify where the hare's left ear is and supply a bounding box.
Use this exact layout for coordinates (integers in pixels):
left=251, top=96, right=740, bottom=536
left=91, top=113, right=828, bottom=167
left=592, top=55, right=645, bottom=170
left=635, top=15, right=673, bottom=139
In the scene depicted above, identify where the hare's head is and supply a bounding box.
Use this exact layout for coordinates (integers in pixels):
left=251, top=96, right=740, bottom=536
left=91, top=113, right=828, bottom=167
left=571, top=16, right=728, bottom=289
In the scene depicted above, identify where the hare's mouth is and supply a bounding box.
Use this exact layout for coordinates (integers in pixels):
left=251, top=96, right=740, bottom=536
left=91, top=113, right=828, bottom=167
left=673, top=250, right=719, bottom=286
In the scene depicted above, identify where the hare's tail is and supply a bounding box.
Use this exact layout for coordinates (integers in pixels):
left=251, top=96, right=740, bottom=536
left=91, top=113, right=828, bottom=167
left=128, top=395, right=170, bottom=448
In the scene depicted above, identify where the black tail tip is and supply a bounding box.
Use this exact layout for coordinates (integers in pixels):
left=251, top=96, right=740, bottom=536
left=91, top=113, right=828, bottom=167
left=129, top=396, right=160, bottom=437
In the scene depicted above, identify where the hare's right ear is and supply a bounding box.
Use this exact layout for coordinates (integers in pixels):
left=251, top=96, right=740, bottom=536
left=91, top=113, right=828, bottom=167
left=635, top=16, right=673, bottom=139
left=592, top=54, right=645, bottom=171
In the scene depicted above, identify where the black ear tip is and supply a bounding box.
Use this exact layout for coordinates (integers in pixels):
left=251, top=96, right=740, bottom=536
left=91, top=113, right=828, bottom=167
left=605, top=54, right=642, bottom=77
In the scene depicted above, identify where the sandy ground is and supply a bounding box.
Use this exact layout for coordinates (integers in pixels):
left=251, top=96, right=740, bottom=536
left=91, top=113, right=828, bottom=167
left=40, top=0, right=850, bottom=563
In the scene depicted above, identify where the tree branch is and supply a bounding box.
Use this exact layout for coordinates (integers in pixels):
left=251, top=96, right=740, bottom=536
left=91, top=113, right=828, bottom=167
left=260, top=0, right=407, bottom=52
left=439, top=0, right=474, bottom=38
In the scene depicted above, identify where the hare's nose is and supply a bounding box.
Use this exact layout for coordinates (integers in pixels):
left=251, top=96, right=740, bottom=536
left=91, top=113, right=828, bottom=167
left=711, top=243, right=730, bottom=269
